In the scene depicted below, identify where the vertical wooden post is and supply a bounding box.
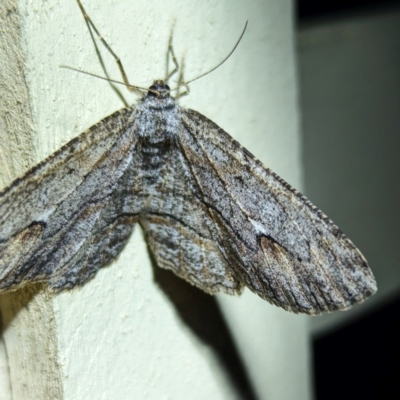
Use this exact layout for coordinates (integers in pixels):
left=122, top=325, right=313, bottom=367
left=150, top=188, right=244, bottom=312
left=0, top=1, right=62, bottom=398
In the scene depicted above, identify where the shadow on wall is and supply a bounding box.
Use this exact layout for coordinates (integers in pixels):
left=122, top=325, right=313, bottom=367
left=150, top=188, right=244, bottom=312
left=0, top=274, right=260, bottom=400
left=152, top=262, right=260, bottom=400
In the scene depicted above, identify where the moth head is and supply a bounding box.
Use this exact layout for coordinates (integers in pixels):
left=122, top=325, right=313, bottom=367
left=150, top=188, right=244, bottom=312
left=147, top=80, right=171, bottom=98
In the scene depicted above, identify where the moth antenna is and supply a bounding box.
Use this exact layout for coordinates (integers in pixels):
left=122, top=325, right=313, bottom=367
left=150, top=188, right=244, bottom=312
left=60, top=65, right=149, bottom=95
left=171, top=21, right=248, bottom=92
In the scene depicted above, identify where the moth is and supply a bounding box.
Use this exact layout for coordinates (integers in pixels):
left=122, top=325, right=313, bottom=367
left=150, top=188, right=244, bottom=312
left=0, top=1, right=376, bottom=315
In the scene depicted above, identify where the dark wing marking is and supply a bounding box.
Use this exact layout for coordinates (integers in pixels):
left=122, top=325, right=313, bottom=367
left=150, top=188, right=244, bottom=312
left=179, top=109, right=377, bottom=315
left=139, top=143, right=244, bottom=295
left=0, top=107, right=140, bottom=292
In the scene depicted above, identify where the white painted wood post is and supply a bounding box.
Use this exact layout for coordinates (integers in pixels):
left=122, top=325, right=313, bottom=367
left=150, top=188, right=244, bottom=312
left=0, top=0, right=310, bottom=399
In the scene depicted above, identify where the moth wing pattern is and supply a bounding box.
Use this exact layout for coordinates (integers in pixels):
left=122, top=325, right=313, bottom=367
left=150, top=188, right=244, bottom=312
left=0, top=107, right=140, bottom=292
left=179, top=109, right=377, bottom=315
left=138, top=143, right=244, bottom=295
left=0, top=92, right=377, bottom=315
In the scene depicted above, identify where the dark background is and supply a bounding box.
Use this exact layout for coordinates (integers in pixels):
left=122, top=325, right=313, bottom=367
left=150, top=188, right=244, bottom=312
left=297, top=0, right=400, bottom=399
left=298, top=0, right=400, bottom=22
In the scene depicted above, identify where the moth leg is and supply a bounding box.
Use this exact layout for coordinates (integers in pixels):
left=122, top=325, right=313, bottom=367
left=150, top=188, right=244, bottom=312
left=76, top=2, right=128, bottom=106
left=165, top=21, right=180, bottom=84
left=76, top=0, right=139, bottom=96
left=164, top=23, right=189, bottom=100
left=174, top=56, right=190, bottom=100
